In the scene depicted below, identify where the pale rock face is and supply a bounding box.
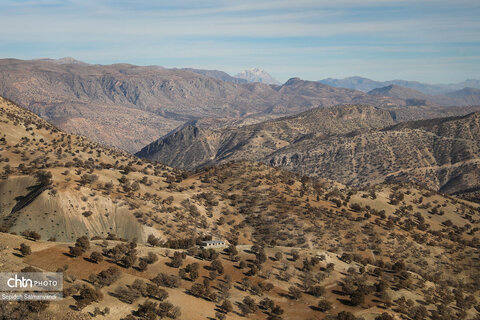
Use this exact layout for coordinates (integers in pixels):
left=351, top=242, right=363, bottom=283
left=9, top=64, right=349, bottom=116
left=235, top=68, right=281, bottom=85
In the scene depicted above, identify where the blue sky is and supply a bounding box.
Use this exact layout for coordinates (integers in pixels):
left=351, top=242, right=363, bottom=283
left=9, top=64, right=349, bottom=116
left=1, top=0, right=479, bottom=83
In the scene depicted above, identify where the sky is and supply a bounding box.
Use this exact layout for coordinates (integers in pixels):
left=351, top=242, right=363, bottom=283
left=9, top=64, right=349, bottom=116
left=1, top=0, right=479, bottom=83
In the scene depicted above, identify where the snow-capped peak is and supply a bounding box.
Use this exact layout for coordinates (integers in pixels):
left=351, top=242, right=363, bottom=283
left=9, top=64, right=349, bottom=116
left=235, top=68, right=281, bottom=85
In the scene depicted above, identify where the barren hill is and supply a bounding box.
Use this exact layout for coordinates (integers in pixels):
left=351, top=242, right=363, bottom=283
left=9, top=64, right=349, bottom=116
left=0, top=59, right=413, bottom=152
left=270, top=112, right=480, bottom=193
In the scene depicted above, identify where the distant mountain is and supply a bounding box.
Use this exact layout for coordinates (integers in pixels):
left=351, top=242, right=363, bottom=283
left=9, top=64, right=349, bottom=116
left=461, top=79, right=480, bottom=89
left=183, top=68, right=247, bottom=84
left=33, top=56, right=90, bottom=66
left=319, top=76, right=480, bottom=95
left=319, top=76, right=387, bottom=93
left=0, top=59, right=408, bottom=152
left=368, top=84, right=480, bottom=106
left=137, top=104, right=480, bottom=201
left=235, top=68, right=281, bottom=85
left=368, top=84, right=435, bottom=106
left=445, top=87, right=480, bottom=105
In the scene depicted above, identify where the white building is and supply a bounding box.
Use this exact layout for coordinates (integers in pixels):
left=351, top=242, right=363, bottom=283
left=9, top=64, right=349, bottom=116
left=200, top=240, right=227, bottom=248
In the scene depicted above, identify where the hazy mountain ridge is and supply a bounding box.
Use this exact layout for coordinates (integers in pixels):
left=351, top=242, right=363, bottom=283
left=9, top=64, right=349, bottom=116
left=320, top=76, right=480, bottom=95
left=367, top=84, right=435, bottom=105
left=368, top=84, right=480, bottom=106
left=445, top=87, right=480, bottom=105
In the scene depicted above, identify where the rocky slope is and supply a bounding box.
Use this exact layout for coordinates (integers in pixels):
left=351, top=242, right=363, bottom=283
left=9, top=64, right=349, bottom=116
left=0, top=59, right=411, bottom=153
left=137, top=105, right=480, bottom=202
left=136, top=105, right=397, bottom=167
left=270, top=112, right=480, bottom=192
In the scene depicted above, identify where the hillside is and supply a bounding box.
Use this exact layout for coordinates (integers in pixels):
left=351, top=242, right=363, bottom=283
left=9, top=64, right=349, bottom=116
left=136, top=105, right=397, bottom=168
left=0, top=59, right=415, bottom=152
left=137, top=105, right=480, bottom=202
left=269, top=112, right=480, bottom=193
left=1, top=97, right=480, bottom=319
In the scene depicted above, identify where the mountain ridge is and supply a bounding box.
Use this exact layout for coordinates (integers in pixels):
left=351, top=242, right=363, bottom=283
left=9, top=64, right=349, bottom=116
left=182, top=68, right=248, bottom=84
left=0, top=59, right=411, bottom=152
left=368, top=84, right=480, bottom=106
left=320, top=76, right=480, bottom=95
left=137, top=105, right=480, bottom=202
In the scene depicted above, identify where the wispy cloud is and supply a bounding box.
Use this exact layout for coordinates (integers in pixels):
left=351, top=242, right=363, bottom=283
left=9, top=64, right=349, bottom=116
left=0, top=0, right=479, bottom=82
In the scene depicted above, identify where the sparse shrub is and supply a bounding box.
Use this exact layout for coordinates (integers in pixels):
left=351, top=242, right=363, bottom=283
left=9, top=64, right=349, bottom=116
left=82, top=211, right=93, bottom=218
left=220, top=299, right=233, bottom=313
left=310, top=285, right=325, bottom=297
left=317, top=299, right=332, bottom=311
left=288, top=286, right=302, bottom=300
left=76, top=285, right=103, bottom=310
left=69, top=245, right=84, bottom=257
left=89, top=251, right=103, bottom=263
left=375, top=313, right=394, bottom=320
left=20, top=243, right=31, bottom=256
left=151, top=273, right=180, bottom=288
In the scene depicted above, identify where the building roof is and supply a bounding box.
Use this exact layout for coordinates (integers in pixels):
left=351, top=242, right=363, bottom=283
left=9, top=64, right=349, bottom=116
left=201, top=240, right=225, bottom=244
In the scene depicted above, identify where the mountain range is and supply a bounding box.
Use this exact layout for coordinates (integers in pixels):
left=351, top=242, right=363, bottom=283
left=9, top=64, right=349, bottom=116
left=319, top=76, right=480, bottom=95
left=1, top=58, right=480, bottom=320
left=0, top=58, right=414, bottom=153
left=2, top=57, right=480, bottom=202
